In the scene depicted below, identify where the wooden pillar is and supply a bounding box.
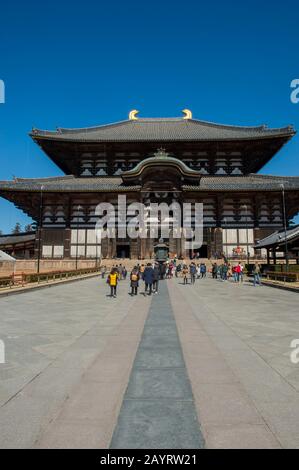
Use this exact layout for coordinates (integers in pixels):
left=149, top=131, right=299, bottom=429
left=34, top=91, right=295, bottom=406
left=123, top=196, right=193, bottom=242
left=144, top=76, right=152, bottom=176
left=64, top=196, right=71, bottom=259
left=180, top=229, right=187, bottom=259
left=214, top=227, right=223, bottom=259
left=64, top=228, right=71, bottom=259
left=111, top=237, right=117, bottom=258
left=148, top=238, right=154, bottom=259
left=129, top=239, right=138, bottom=259
left=107, top=237, right=112, bottom=258
left=215, top=196, right=221, bottom=228
left=143, top=228, right=154, bottom=259
left=101, top=237, right=108, bottom=258
left=207, top=228, right=212, bottom=259
left=140, top=238, right=146, bottom=260
left=175, top=236, right=181, bottom=258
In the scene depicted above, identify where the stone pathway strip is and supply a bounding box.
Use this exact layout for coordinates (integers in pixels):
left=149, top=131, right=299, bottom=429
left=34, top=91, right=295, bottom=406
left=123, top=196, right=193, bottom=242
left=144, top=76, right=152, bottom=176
left=110, top=282, right=205, bottom=449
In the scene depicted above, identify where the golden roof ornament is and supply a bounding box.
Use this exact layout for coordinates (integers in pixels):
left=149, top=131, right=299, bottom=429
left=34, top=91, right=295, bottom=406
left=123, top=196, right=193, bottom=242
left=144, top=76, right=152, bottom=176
left=182, top=109, right=192, bottom=119
left=129, top=109, right=139, bottom=120
left=154, top=148, right=169, bottom=158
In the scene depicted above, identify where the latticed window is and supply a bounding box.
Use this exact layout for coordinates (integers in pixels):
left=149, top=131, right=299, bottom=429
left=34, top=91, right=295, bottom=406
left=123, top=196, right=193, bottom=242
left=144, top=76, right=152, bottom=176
left=70, top=229, right=101, bottom=258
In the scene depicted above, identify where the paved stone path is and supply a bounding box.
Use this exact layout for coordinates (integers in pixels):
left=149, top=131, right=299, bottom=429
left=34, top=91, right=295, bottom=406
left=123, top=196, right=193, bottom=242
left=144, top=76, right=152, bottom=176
left=170, top=276, right=299, bottom=448
left=0, top=277, right=151, bottom=448
left=0, top=275, right=299, bottom=448
left=111, top=282, right=204, bottom=449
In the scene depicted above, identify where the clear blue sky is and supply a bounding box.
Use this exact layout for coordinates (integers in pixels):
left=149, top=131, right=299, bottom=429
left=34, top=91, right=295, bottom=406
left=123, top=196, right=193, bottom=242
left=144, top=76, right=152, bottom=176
left=0, top=0, right=299, bottom=233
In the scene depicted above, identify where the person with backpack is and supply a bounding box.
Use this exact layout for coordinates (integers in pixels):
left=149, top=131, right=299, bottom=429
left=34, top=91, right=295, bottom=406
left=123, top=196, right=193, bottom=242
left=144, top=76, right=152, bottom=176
left=130, top=267, right=140, bottom=296
left=200, top=263, right=206, bottom=278
left=107, top=268, right=118, bottom=298
left=175, top=264, right=181, bottom=278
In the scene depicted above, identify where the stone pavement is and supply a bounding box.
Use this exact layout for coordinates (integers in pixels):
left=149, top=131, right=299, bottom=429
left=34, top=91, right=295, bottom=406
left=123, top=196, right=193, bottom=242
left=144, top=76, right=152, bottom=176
left=0, top=274, right=298, bottom=448
left=0, top=277, right=151, bottom=448
left=170, top=276, right=299, bottom=448
left=111, top=281, right=204, bottom=449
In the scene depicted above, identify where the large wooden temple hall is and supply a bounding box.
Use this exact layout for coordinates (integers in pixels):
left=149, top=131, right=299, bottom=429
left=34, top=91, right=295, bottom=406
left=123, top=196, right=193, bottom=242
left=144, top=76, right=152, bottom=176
left=0, top=109, right=299, bottom=260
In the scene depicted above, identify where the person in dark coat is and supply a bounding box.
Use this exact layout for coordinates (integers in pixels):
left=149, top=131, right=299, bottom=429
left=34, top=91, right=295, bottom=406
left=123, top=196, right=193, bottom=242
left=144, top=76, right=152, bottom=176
left=212, top=263, right=218, bottom=279
left=143, top=263, right=154, bottom=295
left=160, top=262, right=166, bottom=280
left=153, top=263, right=160, bottom=294
left=175, top=264, right=181, bottom=278
left=200, top=263, right=207, bottom=278
left=189, top=262, right=197, bottom=285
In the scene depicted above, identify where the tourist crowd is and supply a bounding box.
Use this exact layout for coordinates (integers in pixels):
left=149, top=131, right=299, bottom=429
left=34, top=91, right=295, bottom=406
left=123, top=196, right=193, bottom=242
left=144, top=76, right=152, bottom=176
left=102, top=260, right=262, bottom=298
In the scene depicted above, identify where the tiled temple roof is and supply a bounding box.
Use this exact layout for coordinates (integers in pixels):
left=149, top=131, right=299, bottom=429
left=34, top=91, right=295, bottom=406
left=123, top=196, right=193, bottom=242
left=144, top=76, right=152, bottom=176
left=30, top=117, right=295, bottom=142
left=0, top=176, right=140, bottom=191
left=0, top=174, right=298, bottom=192
left=0, top=232, right=36, bottom=246
left=183, top=174, right=299, bottom=191
left=254, top=225, right=299, bottom=248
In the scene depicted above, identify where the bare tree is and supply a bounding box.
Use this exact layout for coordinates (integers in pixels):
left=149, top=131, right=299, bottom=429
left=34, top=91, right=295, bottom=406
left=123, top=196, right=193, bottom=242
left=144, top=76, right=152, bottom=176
left=12, top=222, right=22, bottom=234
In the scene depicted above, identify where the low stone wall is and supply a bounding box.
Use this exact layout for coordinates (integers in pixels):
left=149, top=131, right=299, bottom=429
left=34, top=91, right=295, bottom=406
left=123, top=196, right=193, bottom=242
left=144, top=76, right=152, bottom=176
left=4, top=259, right=98, bottom=274
left=0, top=261, right=15, bottom=276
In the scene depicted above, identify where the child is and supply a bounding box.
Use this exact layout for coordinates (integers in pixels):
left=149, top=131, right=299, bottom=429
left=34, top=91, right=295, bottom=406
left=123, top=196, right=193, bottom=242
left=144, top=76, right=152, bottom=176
left=107, top=268, right=118, bottom=297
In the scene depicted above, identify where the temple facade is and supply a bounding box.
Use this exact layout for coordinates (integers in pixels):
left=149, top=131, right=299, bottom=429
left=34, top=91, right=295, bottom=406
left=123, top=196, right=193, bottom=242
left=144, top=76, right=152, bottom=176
left=0, top=109, right=299, bottom=260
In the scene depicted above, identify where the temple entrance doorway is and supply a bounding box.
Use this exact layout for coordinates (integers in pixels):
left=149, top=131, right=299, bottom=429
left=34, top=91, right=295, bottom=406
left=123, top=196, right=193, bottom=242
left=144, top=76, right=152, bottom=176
left=116, top=244, right=130, bottom=258
left=189, top=244, right=208, bottom=259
